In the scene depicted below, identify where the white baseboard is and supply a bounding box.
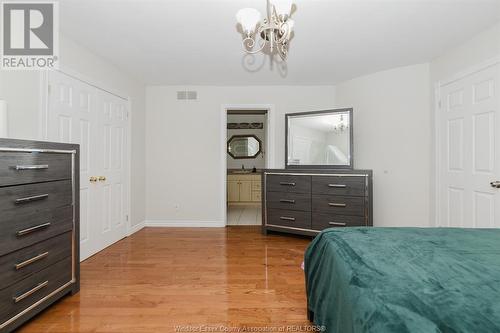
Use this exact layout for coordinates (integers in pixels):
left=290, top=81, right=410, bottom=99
left=127, top=221, right=146, bottom=236
left=144, top=220, right=225, bottom=228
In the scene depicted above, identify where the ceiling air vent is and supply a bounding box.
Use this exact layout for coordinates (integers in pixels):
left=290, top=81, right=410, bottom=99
left=177, top=90, right=198, bottom=101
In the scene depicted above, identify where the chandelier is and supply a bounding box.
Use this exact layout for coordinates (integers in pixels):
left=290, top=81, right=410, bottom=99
left=235, top=1, right=295, bottom=61
left=333, top=115, right=350, bottom=134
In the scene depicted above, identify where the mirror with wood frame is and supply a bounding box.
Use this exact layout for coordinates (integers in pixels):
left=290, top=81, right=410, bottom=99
left=227, top=135, right=262, bottom=159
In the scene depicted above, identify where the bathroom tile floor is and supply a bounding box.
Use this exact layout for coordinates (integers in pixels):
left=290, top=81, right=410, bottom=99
left=227, top=204, right=262, bottom=225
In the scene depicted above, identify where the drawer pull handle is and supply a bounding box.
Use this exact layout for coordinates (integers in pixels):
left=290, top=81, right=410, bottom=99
left=280, top=216, right=296, bottom=221
left=13, top=281, right=49, bottom=303
left=15, top=194, right=49, bottom=204
left=16, top=222, right=51, bottom=237
left=14, top=164, right=49, bottom=170
left=280, top=199, right=295, bottom=204
left=15, top=252, right=49, bottom=270
left=329, top=222, right=347, bottom=226
left=328, top=184, right=347, bottom=188
left=280, top=182, right=296, bottom=186
left=328, top=203, right=347, bottom=207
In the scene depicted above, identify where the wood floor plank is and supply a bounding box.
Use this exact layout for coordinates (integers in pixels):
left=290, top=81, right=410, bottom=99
left=18, top=227, right=312, bottom=333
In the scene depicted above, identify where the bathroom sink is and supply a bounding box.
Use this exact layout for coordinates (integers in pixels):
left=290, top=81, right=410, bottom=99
left=231, top=170, right=253, bottom=174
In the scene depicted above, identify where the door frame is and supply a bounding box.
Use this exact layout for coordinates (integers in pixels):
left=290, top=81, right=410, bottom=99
left=39, top=66, right=133, bottom=237
left=434, top=56, right=500, bottom=227
left=220, top=104, right=275, bottom=226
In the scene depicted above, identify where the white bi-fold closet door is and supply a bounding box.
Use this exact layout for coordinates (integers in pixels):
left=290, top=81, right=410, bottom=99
left=46, top=71, right=129, bottom=261
left=438, top=62, right=500, bottom=228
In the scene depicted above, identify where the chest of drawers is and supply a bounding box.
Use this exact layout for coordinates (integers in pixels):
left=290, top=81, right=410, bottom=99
left=0, top=139, right=79, bottom=333
left=262, top=169, right=372, bottom=236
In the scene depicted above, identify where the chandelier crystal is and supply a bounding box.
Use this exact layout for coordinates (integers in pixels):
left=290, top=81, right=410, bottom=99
left=236, top=0, right=295, bottom=61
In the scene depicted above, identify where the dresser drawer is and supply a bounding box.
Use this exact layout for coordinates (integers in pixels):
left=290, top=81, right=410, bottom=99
left=0, top=152, right=72, bottom=187
left=0, top=257, right=72, bottom=326
left=266, top=174, right=311, bottom=194
left=0, top=232, right=72, bottom=290
left=312, top=213, right=365, bottom=230
left=267, top=191, right=311, bottom=211
left=312, top=195, right=365, bottom=216
left=0, top=206, right=73, bottom=257
left=312, top=176, right=366, bottom=197
left=266, top=209, right=311, bottom=229
left=0, top=180, right=72, bottom=217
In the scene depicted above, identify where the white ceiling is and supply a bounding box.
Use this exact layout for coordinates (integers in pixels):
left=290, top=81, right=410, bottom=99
left=59, top=0, right=500, bottom=85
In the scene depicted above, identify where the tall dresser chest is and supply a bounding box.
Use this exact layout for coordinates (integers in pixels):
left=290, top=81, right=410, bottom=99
left=0, top=139, right=80, bottom=332
left=262, top=169, right=373, bottom=236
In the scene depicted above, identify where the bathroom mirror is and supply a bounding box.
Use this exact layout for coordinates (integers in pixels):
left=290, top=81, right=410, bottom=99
left=285, top=108, right=353, bottom=169
left=227, top=135, right=262, bottom=159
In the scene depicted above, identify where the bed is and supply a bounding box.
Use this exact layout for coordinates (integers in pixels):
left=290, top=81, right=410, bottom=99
left=304, top=227, right=500, bottom=333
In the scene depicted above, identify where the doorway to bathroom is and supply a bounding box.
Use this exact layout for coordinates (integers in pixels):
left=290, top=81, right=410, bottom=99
left=225, top=109, right=268, bottom=226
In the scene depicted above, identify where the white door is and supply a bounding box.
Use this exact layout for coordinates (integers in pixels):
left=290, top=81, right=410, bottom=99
left=94, top=89, right=128, bottom=250
left=438, top=63, right=500, bottom=228
left=47, top=71, right=128, bottom=260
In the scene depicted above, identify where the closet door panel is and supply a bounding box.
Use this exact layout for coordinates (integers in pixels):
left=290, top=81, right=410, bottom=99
left=47, top=71, right=128, bottom=261
left=47, top=73, right=96, bottom=261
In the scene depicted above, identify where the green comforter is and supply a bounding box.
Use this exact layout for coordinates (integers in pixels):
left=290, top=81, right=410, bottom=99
left=304, top=228, right=500, bottom=333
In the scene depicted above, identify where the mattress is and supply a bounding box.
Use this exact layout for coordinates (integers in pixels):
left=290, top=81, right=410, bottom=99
left=304, top=227, right=500, bottom=333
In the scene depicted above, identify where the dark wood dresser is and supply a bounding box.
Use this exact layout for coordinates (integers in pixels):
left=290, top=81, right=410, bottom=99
left=0, top=139, right=79, bottom=332
left=262, top=169, right=372, bottom=236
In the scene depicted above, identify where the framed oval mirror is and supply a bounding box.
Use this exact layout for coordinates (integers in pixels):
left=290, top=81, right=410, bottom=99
left=227, top=135, right=262, bottom=159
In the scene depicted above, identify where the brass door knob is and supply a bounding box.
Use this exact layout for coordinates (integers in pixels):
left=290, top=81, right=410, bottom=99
left=89, top=176, right=98, bottom=183
left=98, top=176, right=106, bottom=182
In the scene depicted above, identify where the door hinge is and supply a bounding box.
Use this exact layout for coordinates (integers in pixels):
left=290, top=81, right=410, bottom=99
left=438, top=100, right=442, bottom=108
left=126, top=214, right=129, bottom=222
left=48, top=84, right=51, bottom=95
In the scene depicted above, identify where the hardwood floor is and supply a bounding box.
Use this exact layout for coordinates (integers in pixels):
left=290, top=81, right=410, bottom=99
left=19, top=227, right=313, bottom=333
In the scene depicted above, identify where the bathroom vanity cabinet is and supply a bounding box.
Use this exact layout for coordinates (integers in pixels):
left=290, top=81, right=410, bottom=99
left=227, top=173, right=261, bottom=203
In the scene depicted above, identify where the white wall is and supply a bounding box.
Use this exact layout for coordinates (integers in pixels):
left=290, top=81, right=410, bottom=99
left=146, top=69, right=431, bottom=228
left=429, top=22, right=500, bottom=226
left=430, top=23, right=500, bottom=83
left=145, top=86, right=336, bottom=224
left=335, top=63, right=431, bottom=227
left=0, top=72, right=41, bottom=140
left=0, top=34, right=147, bottom=228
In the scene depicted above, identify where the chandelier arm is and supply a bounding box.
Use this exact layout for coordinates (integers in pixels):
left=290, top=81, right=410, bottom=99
left=237, top=2, right=294, bottom=60
left=271, top=5, right=278, bottom=21
left=277, top=42, right=288, bottom=61
left=276, top=44, right=285, bottom=61
left=242, top=35, right=267, bottom=54
left=276, top=21, right=291, bottom=43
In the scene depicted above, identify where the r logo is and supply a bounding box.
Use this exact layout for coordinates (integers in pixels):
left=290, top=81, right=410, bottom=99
left=2, top=2, right=54, bottom=55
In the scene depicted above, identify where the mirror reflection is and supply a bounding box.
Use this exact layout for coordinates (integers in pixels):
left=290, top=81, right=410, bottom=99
left=227, top=135, right=262, bottom=159
left=287, top=110, right=352, bottom=167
